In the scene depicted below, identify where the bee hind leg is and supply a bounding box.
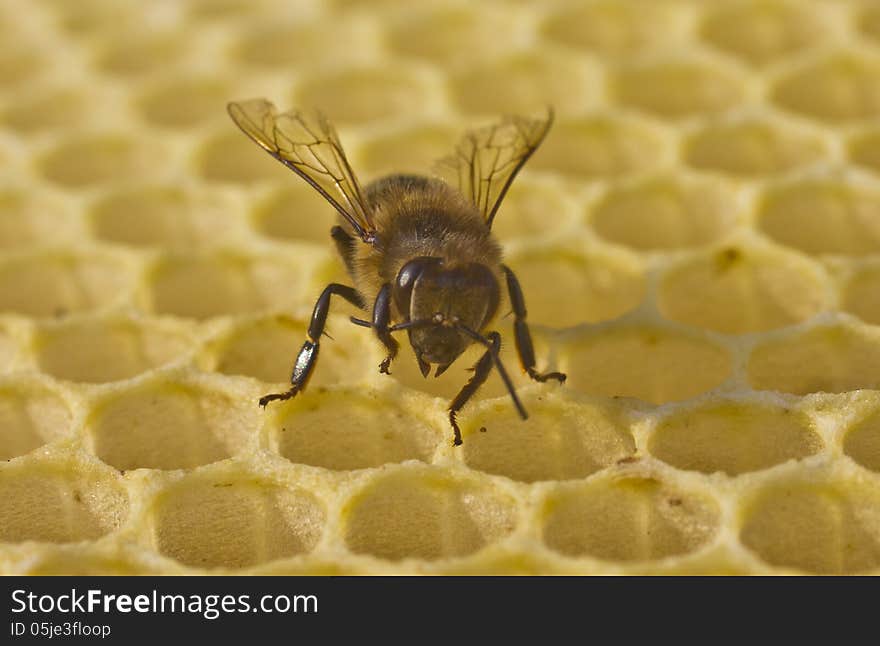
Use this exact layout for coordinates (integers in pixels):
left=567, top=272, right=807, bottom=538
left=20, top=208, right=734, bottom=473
left=259, top=283, right=364, bottom=407
left=501, top=265, right=566, bottom=384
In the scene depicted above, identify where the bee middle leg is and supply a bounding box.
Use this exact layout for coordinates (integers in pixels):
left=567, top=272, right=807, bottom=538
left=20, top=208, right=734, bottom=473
left=501, top=264, right=566, bottom=384
left=259, top=283, right=364, bottom=407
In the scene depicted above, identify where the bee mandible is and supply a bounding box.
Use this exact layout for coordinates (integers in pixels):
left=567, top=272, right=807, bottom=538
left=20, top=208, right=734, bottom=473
left=228, top=99, right=566, bottom=445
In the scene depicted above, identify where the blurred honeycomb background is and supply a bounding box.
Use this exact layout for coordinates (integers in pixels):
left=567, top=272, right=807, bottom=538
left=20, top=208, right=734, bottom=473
left=2, top=0, right=880, bottom=575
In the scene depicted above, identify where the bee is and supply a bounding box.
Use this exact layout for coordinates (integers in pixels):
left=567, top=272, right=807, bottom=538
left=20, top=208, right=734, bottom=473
left=227, top=99, right=565, bottom=445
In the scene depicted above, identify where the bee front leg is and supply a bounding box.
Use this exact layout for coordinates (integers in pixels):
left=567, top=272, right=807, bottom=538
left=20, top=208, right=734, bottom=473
left=259, top=283, right=364, bottom=407
left=372, top=283, right=399, bottom=374
left=501, top=265, right=566, bottom=384
left=448, top=332, right=502, bottom=446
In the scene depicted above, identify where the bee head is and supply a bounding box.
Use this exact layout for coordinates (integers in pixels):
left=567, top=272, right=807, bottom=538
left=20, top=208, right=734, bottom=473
left=394, top=256, right=500, bottom=375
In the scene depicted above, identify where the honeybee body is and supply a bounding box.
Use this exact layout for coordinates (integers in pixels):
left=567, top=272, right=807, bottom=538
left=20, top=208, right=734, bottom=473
left=228, top=99, right=565, bottom=445
left=343, top=174, right=504, bottom=371
left=352, top=174, right=503, bottom=301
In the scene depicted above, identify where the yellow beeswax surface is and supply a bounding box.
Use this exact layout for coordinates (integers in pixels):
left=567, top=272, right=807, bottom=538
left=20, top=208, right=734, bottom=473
left=1, top=0, right=880, bottom=575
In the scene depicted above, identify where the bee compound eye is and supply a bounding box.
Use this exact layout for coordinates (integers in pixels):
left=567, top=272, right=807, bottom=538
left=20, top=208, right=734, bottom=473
left=394, top=256, right=443, bottom=316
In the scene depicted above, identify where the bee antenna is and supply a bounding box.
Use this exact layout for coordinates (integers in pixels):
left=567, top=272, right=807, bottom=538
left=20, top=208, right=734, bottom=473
left=455, top=324, right=528, bottom=421
left=349, top=317, right=432, bottom=332
left=389, top=319, right=432, bottom=332
left=349, top=316, right=372, bottom=328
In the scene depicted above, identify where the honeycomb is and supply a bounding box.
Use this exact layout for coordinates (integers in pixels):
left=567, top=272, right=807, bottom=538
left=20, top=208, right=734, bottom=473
left=2, top=0, right=880, bottom=575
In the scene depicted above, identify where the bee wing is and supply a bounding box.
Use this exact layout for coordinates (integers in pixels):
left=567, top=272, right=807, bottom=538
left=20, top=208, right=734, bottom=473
left=438, top=108, right=554, bottom=229
left=227, top=99, right=376, bottom=242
